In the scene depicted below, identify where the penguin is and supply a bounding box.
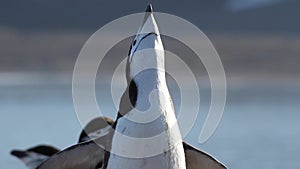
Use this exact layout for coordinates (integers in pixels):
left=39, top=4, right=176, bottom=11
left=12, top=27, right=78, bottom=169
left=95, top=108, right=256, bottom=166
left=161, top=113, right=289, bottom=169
left=103, top=3, right=186, bottom=169
left=10, top=145, right=59, bottom=169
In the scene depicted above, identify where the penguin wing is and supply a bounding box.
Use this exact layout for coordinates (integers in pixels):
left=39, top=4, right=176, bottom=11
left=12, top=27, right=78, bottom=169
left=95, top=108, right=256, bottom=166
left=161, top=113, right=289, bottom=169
left=183, top=142, right=227, bottom=169
left=36, top=141, right=104, bottom=169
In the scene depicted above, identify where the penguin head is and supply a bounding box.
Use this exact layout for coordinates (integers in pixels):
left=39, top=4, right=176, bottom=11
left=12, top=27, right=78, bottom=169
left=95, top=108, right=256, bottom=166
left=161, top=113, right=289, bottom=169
left=78, top=116, right=114, bottom=143
left=126, top=4, right=164, bottom=82
left=11, top=145, right=59, bottom=169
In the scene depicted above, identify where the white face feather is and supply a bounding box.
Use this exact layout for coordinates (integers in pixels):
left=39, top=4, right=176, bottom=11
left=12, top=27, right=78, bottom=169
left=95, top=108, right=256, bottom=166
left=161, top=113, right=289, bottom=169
left=128, top=13, right=163, bottom=60
left=80, top=125, right=112, bottom=142
left=128, top=13, right=165, bottom=81
left=20, top=152, right=49, bottom=169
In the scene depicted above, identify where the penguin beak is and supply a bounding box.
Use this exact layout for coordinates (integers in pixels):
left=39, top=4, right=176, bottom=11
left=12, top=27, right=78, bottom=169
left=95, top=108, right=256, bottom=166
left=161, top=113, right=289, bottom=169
left=11, top=150, right=27, bottom=158
left=139, top=4, right=157, bottom=35
left=128, top=4, right=163, bottom=62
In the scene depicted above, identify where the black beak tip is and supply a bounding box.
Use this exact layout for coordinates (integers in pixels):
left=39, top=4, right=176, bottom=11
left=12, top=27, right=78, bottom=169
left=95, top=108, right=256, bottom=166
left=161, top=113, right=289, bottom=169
left=146, top=3, right=153, bottom=13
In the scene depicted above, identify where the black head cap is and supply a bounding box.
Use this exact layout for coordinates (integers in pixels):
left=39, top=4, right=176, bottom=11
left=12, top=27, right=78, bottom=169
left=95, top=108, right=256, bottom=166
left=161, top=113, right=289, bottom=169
left=27, top=145, right=60, bottom=156
left=146, top=4, right=153, bottom=13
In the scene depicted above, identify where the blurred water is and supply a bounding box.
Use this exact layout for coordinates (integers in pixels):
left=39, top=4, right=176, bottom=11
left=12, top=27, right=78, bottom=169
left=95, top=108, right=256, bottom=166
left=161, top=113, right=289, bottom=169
left=227, top=0, right=286, bottom=11
left=0, top=79, right=300, bottom=169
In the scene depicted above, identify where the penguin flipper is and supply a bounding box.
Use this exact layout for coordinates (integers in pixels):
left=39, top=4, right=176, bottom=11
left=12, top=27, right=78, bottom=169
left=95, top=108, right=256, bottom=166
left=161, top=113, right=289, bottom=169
left=183, top=142, right=227, bottom=169
left=37, top=141, right=104, bottom=169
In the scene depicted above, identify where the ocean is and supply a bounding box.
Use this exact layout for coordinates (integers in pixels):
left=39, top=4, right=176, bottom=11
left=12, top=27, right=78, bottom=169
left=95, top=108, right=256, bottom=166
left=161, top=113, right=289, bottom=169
left=1, top=74, right=299, bottom=169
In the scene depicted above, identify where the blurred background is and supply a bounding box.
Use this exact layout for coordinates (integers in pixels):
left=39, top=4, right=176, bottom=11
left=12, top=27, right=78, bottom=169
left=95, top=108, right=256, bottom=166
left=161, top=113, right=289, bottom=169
left=1, top=0, right=299, bottom=168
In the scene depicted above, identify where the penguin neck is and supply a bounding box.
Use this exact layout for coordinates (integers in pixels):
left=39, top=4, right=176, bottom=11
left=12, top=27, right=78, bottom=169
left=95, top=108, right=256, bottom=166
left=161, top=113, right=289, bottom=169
left=127, top=48, right=171, bottom=111
left=131, top=68, right=170, bottom=111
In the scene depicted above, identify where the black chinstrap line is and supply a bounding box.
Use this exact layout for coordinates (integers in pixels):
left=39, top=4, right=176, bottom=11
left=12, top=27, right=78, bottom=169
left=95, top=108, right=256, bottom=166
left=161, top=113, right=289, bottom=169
left=129, top=32, right=158, bottom=58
